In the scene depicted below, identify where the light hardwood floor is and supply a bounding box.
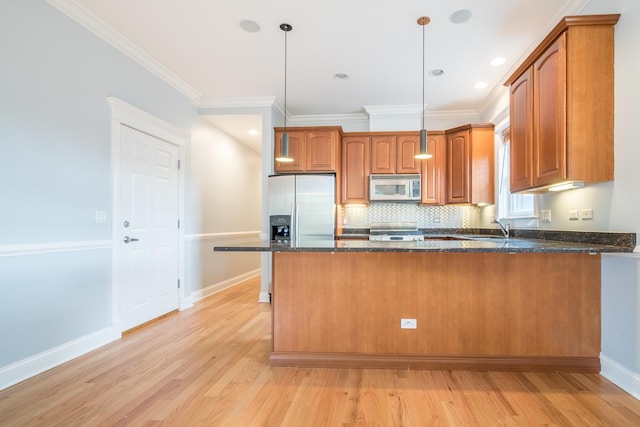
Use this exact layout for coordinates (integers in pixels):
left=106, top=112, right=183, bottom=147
left=2, top=276, right=640, bottom=426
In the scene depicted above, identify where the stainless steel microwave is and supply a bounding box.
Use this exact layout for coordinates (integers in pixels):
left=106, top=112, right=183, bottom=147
left=369, top=174, right=421, bottom=202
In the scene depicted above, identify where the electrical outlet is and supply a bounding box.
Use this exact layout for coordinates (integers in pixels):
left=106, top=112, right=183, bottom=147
left=401, top=318, right=417, bottom=329
left=433, top=216, right=441, bottom=223
left=580, top=208, right=593, bottom=220
left=540, top=209, right=552, bottom=223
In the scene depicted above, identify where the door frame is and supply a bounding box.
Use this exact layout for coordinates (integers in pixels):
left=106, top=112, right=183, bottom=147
left=108, top=97, right=189, bottom=338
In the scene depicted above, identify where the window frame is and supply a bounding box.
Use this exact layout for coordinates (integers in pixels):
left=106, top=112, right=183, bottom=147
left=496, top=126, right=539, bottom=228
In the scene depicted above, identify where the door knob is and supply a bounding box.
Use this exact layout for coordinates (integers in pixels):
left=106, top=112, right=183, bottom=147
left=123, top=236, right=139, bottom=243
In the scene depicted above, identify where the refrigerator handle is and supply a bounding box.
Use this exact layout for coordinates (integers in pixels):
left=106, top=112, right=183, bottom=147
left=290, top=203, right=295, bottom=242
left=295, top=202, right=300, bottom=242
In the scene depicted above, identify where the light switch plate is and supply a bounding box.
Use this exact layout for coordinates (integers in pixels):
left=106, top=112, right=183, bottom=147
left=569, top=209, right=579, bottom=220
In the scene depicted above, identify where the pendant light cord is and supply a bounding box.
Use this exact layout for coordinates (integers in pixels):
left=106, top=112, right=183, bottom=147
left=422, top=20, right=425, bottom=131
left=283, top=28, right=287, bottom=130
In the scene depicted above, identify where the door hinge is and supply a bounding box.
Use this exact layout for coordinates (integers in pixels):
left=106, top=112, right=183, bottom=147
left=177, top=159, right=181, bottom=169
left=177, top=219, right=180, bottom=229
left=177, top=279, right=181, bottom=289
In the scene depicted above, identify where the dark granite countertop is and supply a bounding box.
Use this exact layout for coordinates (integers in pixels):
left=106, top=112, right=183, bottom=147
left=214, top=231, right=635, bottom=254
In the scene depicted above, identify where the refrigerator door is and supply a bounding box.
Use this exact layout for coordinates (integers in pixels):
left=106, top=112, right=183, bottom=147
left=268, top=175, right=295, bottom=219
left=295, top=174, right=335, bottom=240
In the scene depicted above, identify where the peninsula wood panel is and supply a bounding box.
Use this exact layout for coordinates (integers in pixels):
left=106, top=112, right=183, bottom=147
left=272, top=252, right=600, bottom=363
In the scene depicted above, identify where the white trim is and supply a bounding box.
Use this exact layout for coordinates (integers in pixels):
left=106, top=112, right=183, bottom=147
left=47, top=0, right=201, bottom=105
left=288, top=113, right=370, bottom=125
left=601, top=354, right=640, bottom=401
left=0, top=240, right=111, bottom=257
left=184, top=231, right=261, bottom=241
left=0, top=327, right=114, bottom=391
left=107, top=97, right=188, bottom=145
left=259, top=291, right=271, bottom=303
left=199, top=96, right=277, bottom=109
left=109, top=97, right=188, bottom=337
left=190, top=269, right=261, bottom=303
left=364, top=104, right=423, bottom=115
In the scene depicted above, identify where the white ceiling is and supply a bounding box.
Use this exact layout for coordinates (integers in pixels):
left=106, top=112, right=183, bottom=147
left=59, top=0, right=589, bottom=151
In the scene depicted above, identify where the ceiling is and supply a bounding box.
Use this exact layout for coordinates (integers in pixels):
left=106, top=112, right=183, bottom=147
left=62, top=0, right=589, bottom=151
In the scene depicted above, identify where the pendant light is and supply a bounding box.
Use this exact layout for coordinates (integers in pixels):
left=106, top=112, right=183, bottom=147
left=275, top=23, right=294, bottom=163
left=415, top=16, right=433, bottom=160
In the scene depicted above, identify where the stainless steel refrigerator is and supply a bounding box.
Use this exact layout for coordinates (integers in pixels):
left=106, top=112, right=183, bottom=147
left=268, top=174, right=335, bottom=242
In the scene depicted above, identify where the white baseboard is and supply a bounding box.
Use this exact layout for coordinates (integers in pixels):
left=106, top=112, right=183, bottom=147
left=179, top=295, right=194, bottom=311
left=601, top=353, right=640, bottom=400
left=190, top=269, right=260, bottom=303
left=259, top=291, right=271, bottom=303
left=0, top=327, right=115, bottom=391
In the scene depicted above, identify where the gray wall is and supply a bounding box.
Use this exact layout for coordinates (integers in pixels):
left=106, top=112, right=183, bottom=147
left=0, top=0, right=260, bottom=380
left=185, top=119, right=262, bottom=299
left=0, top=0, right=184, bottom=369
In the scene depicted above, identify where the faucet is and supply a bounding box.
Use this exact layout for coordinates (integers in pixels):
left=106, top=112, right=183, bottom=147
left=492, top=218, right=510, bottom=239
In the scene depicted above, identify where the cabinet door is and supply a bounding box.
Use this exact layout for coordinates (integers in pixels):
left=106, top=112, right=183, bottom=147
left=274, top=130, right=306, bottom=172
left=510, top=67, right=534, bottom=192
left=370, top=136, right=396, bottom=174
left=306, top=131, right=337, bottom=171
left=533, top=33, right=567, bottom=187
left=446, top=129, right=470, bottom=204
left=396, top=134, right=420, bottom=173
left=421, top=133, right=445, bottom=205
left=342, top=136, right=370, bottom=204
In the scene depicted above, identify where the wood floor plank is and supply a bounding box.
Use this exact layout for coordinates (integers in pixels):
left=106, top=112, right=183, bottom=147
left=2, top=276, right=640, bottom=426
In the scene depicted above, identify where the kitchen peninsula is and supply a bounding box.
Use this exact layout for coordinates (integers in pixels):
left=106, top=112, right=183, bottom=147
left=215, top=232, right=635, bottom=373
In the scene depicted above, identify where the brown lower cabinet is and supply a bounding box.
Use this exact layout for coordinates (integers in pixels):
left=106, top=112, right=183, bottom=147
left=271, top=251, right=600, bottom=372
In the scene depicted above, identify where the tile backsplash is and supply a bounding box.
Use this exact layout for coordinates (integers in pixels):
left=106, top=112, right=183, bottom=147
left=342, top=203, right=482, bottom=229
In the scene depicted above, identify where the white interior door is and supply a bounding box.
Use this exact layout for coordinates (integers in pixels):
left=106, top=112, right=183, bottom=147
left=119, top=125, right=180, bottom=331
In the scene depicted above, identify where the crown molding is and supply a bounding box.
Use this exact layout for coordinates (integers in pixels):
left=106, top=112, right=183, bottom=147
left=364, top=104, right=423, bottom=115
left=199, top=96, right=277, bottom=110
left=499, top=0, right=590, bottom=88
left=426, top=110, right=479, bottom=119
left=289, top=113, right=370, bottom=125
left=47, top=0, right=201, bottom=105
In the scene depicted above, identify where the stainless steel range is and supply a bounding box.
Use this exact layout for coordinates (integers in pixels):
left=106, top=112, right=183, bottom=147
left=368, top=222, right=425, bottom=242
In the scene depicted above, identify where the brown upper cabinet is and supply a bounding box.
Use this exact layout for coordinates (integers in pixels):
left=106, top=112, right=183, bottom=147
left=446, top=124, right=495, bottom=205
left=274, top=126, right=342, bottom=173
left=504, top=14, right=619, bottom=192
left=421, top=131, right=446, bottom=205
left=341, top=134, right=370, bottom=204
left=370, top=132, right=420, bottom=174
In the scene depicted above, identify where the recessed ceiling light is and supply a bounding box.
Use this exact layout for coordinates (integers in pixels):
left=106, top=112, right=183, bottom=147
left=239, top=20, right=260, bottom=33
left=450, top=9, right=472, bottom=24
left=429, top=69, right=444, bottom=77
left=474, top=81, right=488, bottom=89
left=334, top=73, right=349, bottom=80
left=248, top=129, right=259, bottom=135
left=490, top=57, right=506, bottom=66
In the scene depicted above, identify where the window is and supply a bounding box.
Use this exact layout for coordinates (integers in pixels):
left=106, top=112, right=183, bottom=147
left=496, top=127, right=538, bottom=227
